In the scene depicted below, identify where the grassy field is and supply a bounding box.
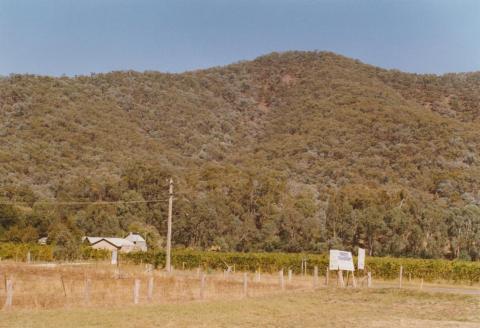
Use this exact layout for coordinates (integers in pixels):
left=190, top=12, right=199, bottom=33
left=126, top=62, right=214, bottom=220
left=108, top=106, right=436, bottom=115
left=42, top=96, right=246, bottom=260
left=1, top=261, right=479, bottom=327
left=1, top=288, right=479, bottom=328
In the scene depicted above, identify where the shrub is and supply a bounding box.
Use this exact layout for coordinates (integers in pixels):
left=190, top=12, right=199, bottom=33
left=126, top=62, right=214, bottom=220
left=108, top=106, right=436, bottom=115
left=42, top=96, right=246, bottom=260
left=0, top=242, right=53, bottom=261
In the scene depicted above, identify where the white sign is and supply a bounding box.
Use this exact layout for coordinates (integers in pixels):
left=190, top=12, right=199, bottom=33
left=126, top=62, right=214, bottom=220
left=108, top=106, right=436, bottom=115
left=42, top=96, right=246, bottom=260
left=111, top=249, right=118, bottom=265
left=329, top=249, right=354, bottom=271
left=358, top=248, right=365, bottom=270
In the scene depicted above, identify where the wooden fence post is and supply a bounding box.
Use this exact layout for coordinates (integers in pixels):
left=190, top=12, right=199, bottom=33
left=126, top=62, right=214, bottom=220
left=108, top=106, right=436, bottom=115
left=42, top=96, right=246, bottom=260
left=399, top=265, right=403, bottom=289
left=3, top=277, right=13, bottom=309
left=60, top=275, right=67, bottom=297
left=255, top=269, right=261, bottom=282
left=279, top=269, right=285, bottom=291
left=288, top=269, right=292, bottom=283
left=420, top=278, right=424, bottom=290
left=84, top=278, right=91, bottom=305
left=243, top=273, right=248, bottom=298
left=313, top=266, right=318, bottom=289
left=133, top=279, right=140, bottom=304
left=145, top=264, right=153, bottom=274
left=111, top=250, right=118, bottom=265
left=147, top=276, right=154, bottom=302
left=26, top=251, right=31, bottom=264
left=200, top=273, right=206, bottom=300
left=367, top=272, right=372, bottom=288
left=337, top=270, right=345, bottom=288
left=351, top=270, right=357, bottom=288
left=325, top=267, right=329, bottom=286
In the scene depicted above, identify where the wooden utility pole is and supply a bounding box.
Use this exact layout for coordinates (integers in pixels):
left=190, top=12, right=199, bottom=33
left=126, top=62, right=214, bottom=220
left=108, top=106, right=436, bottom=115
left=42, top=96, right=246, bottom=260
left=166, top=178, right=173, bottom=272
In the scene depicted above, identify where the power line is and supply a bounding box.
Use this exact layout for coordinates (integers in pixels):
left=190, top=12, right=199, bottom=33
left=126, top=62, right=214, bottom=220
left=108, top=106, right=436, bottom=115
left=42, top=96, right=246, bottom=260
left=0, top=199, right=169, bottom=206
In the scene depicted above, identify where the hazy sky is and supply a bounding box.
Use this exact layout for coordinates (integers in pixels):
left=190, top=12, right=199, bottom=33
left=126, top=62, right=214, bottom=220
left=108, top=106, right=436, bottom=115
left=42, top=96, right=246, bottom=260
left=1, top=0, right=479, bottom=76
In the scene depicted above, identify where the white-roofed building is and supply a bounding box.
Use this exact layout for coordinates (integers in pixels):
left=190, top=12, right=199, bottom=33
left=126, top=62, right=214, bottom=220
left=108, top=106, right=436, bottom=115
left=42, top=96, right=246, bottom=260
left=124, top=232, right=148, bottom=252
left=38, top=237, right=48, bottom=245
left=83, top=235, right=140, bottom=253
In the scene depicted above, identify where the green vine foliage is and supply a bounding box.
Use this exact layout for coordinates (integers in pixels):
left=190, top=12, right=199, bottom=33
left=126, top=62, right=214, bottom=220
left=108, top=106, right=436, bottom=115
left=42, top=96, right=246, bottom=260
left=1, top=243, right=478, bottom=283
left=125, top=249, right=480, bottom=284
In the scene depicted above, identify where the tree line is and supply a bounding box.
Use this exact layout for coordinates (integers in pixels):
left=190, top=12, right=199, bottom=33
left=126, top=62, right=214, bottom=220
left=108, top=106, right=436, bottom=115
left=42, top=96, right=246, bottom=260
left=1, top=162, right=479, bottom=260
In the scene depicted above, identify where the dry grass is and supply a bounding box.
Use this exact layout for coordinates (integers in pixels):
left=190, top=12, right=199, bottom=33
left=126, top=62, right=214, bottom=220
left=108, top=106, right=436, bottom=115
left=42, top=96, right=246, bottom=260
left=0, top=261, right=320, bottom=310
left=1, top=288, right=479, bottom=328
left=1, top=261, right=479, bottom=328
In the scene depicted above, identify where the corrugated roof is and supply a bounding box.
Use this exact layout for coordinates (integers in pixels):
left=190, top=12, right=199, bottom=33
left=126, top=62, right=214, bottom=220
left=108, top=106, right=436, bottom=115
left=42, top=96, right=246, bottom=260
left=84, top=236, right=134, bottom=247
left=125, top=233, right=146, bottom=242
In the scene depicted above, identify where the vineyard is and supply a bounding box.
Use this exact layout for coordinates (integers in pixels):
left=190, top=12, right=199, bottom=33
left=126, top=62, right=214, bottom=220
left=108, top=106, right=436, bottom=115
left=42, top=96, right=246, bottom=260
left=1, top=243, right=480, bottom=284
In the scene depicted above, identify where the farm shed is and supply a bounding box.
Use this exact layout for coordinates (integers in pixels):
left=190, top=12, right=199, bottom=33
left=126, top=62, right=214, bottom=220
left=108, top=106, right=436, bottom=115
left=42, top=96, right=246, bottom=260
left=124, top=232, right=148, bottom=252
left=83, top=236, right=137, bottom=253
left=37, top=237, right=48, bottom=245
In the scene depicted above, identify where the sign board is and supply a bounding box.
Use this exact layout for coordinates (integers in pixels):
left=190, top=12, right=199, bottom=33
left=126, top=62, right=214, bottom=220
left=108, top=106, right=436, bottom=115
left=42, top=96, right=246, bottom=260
left=358, top=248, right=365, bottom=270
left=111, top=249, right=118, bottom=265
left=329, top=249, right=354, bottom=271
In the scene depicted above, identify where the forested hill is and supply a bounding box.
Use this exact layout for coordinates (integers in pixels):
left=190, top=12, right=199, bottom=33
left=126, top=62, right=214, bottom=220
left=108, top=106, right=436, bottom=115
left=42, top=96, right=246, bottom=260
left=1, top=51, right=480, bottom=260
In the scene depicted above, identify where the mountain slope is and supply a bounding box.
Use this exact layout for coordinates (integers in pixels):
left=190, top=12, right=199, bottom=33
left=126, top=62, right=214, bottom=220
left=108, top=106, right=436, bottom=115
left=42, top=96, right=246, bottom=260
left=1, top=51, right=480, bottom=259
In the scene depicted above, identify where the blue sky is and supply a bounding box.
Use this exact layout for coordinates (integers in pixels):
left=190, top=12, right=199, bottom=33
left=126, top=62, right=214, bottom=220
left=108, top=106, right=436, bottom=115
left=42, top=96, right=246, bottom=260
left=1, top=0, right=479, bottom=76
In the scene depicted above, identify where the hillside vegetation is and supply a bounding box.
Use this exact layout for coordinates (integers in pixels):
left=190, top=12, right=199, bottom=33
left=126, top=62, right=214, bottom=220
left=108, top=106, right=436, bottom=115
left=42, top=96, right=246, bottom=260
left=1, top=51, right=480, bottom=259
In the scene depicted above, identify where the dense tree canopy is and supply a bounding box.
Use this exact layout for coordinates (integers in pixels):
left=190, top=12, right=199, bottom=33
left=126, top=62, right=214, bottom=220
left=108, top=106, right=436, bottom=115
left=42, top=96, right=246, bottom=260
left=1, top=51, right=480, bottom=259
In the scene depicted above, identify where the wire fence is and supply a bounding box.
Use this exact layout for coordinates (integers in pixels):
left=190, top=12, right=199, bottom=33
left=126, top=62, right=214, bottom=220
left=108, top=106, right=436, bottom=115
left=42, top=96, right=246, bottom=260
left=0, top=261, right=343, bottom=310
